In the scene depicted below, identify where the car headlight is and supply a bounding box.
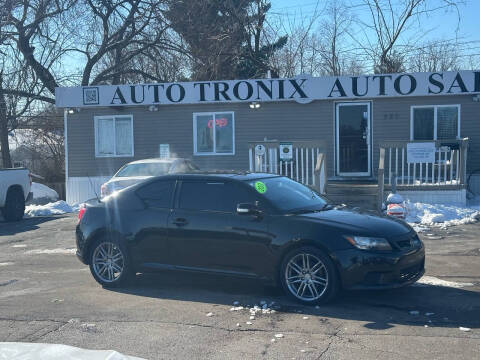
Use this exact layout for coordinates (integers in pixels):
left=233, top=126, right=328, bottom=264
left=344, top=236, right=392, bottom=251
left=411, top=234, right=422, bottom=247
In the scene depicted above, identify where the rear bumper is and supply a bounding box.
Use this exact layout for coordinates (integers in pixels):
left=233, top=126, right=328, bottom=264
left=26, top=192, right=33, bottom=203
left=75, top=225, right=88, bottom=265
left=334, top=246, right=425, bottom=290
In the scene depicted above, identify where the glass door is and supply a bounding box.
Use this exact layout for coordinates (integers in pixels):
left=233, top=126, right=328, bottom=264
left=336, top=102, right=371, bottom=176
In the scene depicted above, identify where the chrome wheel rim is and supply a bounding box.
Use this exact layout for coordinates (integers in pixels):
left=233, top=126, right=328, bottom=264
left=92, top=242, right=124, bottom=283
left=285, top=253, right=328, bottom=301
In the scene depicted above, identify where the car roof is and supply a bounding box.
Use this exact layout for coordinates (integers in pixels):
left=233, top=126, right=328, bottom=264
left=144, top=171, right=281, bottom=182
left=124, top=158, right=188, bottom=165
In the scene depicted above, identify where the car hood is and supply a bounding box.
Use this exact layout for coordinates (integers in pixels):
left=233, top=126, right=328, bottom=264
left=106, top=176, right=152, bottom=189
left=298, top=208, right=412, bottom=237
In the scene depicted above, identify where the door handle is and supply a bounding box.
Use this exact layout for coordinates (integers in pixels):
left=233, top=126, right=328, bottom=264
left=172, top=218, right=188, bottom=226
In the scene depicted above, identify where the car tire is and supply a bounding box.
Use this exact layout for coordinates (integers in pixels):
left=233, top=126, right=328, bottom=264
left=2, top=187, right=25, bottom=222
left=280, top=246, right=339, bottom=305
left=89, top=237, right=134, bottom=288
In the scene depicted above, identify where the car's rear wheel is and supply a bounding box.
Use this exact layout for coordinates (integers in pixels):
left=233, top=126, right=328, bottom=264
left=280, top=246, right=339, bottom=305
left=2, top=187, right=25, bottom=222
left=89, top=238, right=133, bottom=287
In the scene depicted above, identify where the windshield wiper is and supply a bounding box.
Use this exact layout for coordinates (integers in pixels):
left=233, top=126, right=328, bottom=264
left=289, top=204, right=332, bottom=214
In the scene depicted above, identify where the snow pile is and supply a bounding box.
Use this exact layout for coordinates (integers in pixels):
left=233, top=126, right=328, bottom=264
left=405, top=201, right=480, bottom=230
left=25, top=248, right=76, bottom=255
left=414, top=275, right=474, bottom=288
left=0, top=342, right=145, bottom=360
left=31, top=182, right=59, bottom=201
left=24, top=200, right=77, bottom=217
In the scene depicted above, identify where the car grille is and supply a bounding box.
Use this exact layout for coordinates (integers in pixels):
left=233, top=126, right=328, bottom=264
left=391, top=233, right=421, bottom=250
left=399, top=261, right=424, bottom=282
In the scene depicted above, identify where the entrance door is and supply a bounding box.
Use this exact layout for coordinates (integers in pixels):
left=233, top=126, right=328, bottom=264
left=336, top=102, right=371, bottom=176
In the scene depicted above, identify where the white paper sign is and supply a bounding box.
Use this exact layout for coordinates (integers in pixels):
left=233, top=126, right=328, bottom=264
left=255, top=144, right=266, bottom=157
left=159, top=144, right=170, bottom=159
left=407, top=142, right=436, bottom=163
left=279, top=143, right=293, bottom=161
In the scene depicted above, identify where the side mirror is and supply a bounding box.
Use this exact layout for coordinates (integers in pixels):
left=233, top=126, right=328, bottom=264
left=237, top=203, right=261, bottom=216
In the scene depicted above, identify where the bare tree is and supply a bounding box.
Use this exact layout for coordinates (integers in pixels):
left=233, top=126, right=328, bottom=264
left=355, top=0, right=462, bottom=73
left=13, top=106, right=65, bottom=182
left=317, top=0, right=354, bottom=75
left=408, top=40, right=460, bottom=72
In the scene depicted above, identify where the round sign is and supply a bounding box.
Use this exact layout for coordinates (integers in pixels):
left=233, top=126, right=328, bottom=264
left=255, top=144, right=266, bottom=156
left=255, top=181, right=267, bottom=194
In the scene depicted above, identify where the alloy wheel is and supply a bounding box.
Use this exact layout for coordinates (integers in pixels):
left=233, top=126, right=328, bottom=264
left=285, top=253, right=328, bottom=301
left=92, top=242, right=124, bottom=283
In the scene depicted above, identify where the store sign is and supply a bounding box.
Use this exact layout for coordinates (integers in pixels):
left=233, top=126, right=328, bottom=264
left=207, top=117, right=228, bottom=128
left=56, top=70, right=480, bottom=108
left=279, top=143, right=293, bottom=162
left=407, top=142, right=436, bottom=163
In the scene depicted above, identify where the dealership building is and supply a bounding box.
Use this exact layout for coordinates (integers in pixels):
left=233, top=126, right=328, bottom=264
left=55, top=70, right=480, bottom=207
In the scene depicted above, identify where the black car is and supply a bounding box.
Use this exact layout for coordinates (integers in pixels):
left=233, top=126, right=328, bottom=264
left=76, top=173, right=425, bottom=304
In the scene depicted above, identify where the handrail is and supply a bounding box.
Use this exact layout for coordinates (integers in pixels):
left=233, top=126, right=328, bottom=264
left=377, top=147, right=385, bottom=211
left=379, top=138, right=469, bottom=148
left=378, top=138, right=469, bottom=188
left=314, top=153, right=327, bottom=194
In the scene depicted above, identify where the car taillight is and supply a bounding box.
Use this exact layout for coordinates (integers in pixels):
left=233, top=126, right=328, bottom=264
left=28, top=173, right=32, bottom=186
left=100, top=184, right=107, bottom=197
left=78, top=206, right=86, bottom=224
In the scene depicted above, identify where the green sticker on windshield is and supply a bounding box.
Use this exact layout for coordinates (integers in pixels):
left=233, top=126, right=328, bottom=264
left=255, top=181, right=267, bottom=194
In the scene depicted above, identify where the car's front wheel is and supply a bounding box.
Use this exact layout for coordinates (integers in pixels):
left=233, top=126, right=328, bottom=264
left=280, top=246, right=339, bottom=305
left=89, top=238, right=133, bottom=287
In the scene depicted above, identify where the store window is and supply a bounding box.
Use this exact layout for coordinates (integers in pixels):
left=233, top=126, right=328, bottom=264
left=411, top=105, right=460, bottom=140
left=94, top=115, right=134, bottom=157
left=193, top=112, right=234, bottom=155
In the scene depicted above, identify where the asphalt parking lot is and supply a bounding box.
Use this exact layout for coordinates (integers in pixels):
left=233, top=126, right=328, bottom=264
left=0, top=214, right=479, bottom=359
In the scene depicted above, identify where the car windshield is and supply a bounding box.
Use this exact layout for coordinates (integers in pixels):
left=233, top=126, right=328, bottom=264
left=115, top=162, right=171, bottom=177
left=247, top=176, right=328, bottom=212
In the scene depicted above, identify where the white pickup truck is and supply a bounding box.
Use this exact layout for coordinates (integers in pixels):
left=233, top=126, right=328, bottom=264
left=0, top=168, right=32, bottom=221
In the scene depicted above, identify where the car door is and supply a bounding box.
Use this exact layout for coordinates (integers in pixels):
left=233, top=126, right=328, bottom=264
left=168, top=180, right=273, bottom=277
left=130, top=179, right=176, bottom=268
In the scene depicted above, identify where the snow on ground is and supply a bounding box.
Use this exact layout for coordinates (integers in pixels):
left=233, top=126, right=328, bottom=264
left=24, top=201, right=80, bottom=217
left=25, top=248, right=76, bottom=255
left=31, top=182, right=59, bottom=201
left=0, top=342, right=145, bottom=360
left=414, top=276, right=474, bottom=288
left=404, top=201, right=480, bottom=231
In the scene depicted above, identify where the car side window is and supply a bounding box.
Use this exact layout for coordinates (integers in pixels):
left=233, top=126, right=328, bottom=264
left=178, top=181, right=235, bottom=212
left=136, top=180, right=175, bottom=208
left=231, top=183, right=260, bottom=204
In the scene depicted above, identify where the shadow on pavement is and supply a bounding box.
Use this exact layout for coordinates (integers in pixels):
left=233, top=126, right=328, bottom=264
left=0, top=216, right=66, bottom=237
left=109, top=270, right=480, bottom=330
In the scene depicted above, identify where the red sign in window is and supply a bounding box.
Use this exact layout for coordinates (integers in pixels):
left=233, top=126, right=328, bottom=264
left=207, top=118, right=228, bottom=128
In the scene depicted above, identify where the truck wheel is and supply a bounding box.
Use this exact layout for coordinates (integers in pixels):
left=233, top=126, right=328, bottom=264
left=2, top=187, right=25, bottom=222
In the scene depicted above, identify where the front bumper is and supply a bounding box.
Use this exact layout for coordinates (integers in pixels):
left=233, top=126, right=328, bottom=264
left=333, top=245, right=425, bottom=290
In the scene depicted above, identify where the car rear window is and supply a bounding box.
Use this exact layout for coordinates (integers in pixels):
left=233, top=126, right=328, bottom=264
left=115, top=163, right=171, bottom=177
left=136, top=180, right=175, bottom=208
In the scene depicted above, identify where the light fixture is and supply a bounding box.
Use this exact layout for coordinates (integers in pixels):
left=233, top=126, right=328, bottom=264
left=148, top=105, right=159, bottom=112
left=67, top=108, right=74, bottom=114
left=473, top=94, right=480, bottom=102
left=249, top=101, right=261, bottom=109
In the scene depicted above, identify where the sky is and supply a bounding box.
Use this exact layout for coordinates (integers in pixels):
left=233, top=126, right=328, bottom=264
left=270, top=0, right=480, bottom=60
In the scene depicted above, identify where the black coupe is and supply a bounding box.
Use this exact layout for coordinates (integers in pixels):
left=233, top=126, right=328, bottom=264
left=76, top=173, right=425, bottom=304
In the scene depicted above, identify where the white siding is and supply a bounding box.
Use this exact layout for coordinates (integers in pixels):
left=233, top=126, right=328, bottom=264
left=67, top=176, right=110, bottom=204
